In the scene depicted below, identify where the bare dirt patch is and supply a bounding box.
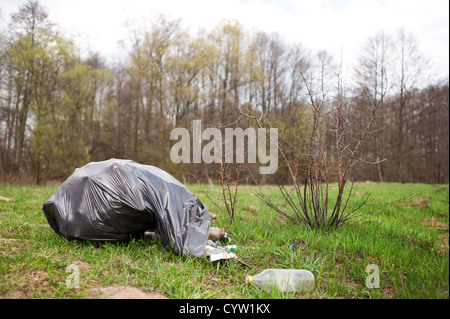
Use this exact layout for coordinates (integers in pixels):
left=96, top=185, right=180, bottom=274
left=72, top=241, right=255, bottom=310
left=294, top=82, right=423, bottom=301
left=420, top=218, right=449, bottom=255
left=420, top=218, right=449, bottom=230
left=0, top=238, right=29, bottom=256
left=0, top=269, right=52, bottom=299
left=404, top=197, right=429, bottom=208
left=438, top=234, right=449, bottom=246
left=87, top=285, right=168, bottom=299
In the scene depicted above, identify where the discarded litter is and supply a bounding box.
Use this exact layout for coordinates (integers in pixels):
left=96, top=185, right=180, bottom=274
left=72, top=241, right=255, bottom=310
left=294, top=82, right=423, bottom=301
left=43, top=158, right=247, bottom=265
left=203, top=244, right=237, bottom=262
left=205, top=233, right=251, bottom=267
left=245, top=269, right=315, bottom=293
left=224, top=245, right=237, bottom=252
left=143, top=231, right=161, bottom=242
left=43, top=159, right=211, bottom=257
left=208, top=227, right=225, bottom=241
left=222, top=233, right=231, bottom=244
left=203, top=234, right=238, bottom=262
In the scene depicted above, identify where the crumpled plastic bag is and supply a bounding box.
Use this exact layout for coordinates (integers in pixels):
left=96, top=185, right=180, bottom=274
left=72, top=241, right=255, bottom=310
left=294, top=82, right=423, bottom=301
left=43, top=159, right=211, bottom=257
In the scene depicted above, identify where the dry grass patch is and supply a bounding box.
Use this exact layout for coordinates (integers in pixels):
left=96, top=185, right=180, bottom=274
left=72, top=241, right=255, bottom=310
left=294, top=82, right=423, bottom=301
left=404, top=197, right=429, bottom=208
left=0, top=238, right=29, bottom=257
left=420, top=218, right=449, bottom=230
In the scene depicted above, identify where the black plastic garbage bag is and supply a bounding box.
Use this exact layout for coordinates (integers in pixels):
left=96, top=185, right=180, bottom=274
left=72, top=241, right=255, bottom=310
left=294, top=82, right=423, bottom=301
left=43, top=159, right=210, bottom=257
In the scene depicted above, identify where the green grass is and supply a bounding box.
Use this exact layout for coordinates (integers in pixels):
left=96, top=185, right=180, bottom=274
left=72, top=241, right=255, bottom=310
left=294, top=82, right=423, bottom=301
left=0, top=182, right=448, bottom=299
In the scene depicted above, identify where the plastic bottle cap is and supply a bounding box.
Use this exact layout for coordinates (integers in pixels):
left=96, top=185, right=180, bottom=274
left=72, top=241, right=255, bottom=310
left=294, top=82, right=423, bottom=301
left=245, top=276, right=253, bottom=284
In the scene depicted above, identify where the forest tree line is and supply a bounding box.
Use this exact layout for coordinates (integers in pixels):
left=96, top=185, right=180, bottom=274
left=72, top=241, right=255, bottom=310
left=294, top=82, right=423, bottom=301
left=0, top=1, right=448, bottom=185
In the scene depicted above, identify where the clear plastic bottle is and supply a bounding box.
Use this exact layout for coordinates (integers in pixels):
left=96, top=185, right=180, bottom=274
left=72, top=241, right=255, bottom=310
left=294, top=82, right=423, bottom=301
left=144, top=231, right=161, bottom=242
left=245, top=269, right=314, bottom=293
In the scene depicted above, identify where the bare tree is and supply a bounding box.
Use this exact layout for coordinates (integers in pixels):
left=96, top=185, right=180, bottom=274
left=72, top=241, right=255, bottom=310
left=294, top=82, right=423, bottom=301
left=193, top=117, right=245, bottom=223
left=353, top=31, right=391, bottom=182
left=243, top=52, right=401, bottom=229
left=390, top=28, right=430, bottom=182
left=1, top=6, right=446, bottom=186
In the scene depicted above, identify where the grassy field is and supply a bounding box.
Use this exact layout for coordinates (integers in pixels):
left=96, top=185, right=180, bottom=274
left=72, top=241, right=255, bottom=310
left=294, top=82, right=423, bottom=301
left=0, top=182, right=448, bottom=299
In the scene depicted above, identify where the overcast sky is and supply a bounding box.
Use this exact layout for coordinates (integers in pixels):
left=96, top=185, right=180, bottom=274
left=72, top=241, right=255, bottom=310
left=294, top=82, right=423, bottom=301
left=1, top=0, right=449, bottom=81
